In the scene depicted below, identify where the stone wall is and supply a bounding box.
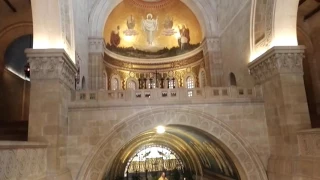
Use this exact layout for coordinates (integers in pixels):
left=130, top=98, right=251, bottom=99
left=249, top=46, right=314, bottom=180
left=217, top=0, right=250, bottom=33
left=67, top=88, right=269, bottom=179
left=220, top=0, right=254, bottom=87
left=0, top=141, right=47, bottom=180
left=72, top=0, right=89, bottom=90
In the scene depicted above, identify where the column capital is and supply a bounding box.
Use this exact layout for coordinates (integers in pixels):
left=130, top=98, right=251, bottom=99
left=89, top=37, right=105, bottom=53
left=248, top=46, right=305, bottom=84
left=25, top=49, right=77, bottom=90
left=203, top=37, right=220, bottom=52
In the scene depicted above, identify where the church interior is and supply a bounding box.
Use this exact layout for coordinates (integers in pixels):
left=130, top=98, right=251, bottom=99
left=0, top=0, right=320, bottom=180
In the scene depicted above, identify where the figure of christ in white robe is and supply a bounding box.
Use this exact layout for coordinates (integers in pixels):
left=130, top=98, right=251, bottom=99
left=142, top=14, right=158, bottom=45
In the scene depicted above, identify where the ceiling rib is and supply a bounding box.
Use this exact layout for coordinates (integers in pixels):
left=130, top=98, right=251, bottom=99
left=3, top=0, right=17, bottom=12
left=299, top=0, right=306, bottom=6
left=304, top=5, right=320, bottom=21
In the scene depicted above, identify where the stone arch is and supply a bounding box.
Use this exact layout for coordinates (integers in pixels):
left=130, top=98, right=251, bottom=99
left=77, top=107, right=268, bottom=180
left=0, top=22, right=33, bottom=71
left=229, top=72, right=237, bottom=86
left=250, top=0, right=299, bottom=60
left=88, top=0, right=218, bottom=38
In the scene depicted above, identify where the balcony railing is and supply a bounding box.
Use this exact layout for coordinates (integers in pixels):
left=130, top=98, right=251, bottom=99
left=74, top=86, right=263, bottom=104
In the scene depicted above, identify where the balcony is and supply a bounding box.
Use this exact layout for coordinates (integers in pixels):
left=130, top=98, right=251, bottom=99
left=72, top=86, right=263, bottom=107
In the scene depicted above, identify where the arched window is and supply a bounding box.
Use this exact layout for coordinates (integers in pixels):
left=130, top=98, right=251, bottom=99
left=186, top=76, right=194, bottom=89
left=147, top=79, right=156, bottom=89
left=111, top=78, right=119, bottom=90
left=229, top=73, right=237, bottom=86
left=168, top=79, right=174, bottom=89
left=124, top=145, right=183, bottom=177
left=127, top=80, right=136, bottom=90
left=81, top=76, right=85, bottom=90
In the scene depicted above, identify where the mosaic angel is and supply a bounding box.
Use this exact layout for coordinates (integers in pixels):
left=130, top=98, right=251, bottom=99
left=123, top=15, right=138, bottom=36
left=162, top=16, right=176, bottom=36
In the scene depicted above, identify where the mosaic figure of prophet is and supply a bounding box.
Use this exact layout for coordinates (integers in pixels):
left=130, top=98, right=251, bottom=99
left=142, top=13, right=158, bottom=45
left=110, top=25, right=121, bottom=47
left=178, top=25, right=190, bottom=50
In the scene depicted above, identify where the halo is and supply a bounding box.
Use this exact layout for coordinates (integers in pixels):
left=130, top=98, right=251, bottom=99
left=147, top=13, right=153, bottom=19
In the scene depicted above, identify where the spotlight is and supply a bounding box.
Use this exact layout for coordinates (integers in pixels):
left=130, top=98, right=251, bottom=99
left=156, top=126, right=165, bottom=134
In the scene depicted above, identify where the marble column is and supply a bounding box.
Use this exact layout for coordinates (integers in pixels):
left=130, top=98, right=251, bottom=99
left=26, top=49, right=76, bottom=180
left=249, top=46, right=312, bottom=180
left=203, top=37, right=223, bottom=87
left=88, top=37, right=105, bottom=90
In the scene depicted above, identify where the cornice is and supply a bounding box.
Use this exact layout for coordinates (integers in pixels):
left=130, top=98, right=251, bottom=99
left=248, top=46, right=305, bottom=84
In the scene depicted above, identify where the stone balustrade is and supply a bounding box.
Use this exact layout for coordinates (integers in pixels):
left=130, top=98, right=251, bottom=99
left=0, top=141, right=47, bottom=180
left=73, top=86, right=263, bottom=105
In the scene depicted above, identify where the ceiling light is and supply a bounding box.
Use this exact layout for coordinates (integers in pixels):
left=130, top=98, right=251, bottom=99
left=156, top=126, right=165, bottom=134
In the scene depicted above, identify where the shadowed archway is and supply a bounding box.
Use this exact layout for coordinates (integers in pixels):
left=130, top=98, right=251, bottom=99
left=77, top=107, right=268, bottom=180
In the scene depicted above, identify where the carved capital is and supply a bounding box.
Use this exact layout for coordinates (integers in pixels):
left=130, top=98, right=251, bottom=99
left=297, top=129, right=320, bottom=157
left=203, top=37, right=220, bottom=53
left=25, top=49, right=77, bottom=90
left=89, top=37, right=105, bottom=53
left=248, top=46, right=305, bottom=84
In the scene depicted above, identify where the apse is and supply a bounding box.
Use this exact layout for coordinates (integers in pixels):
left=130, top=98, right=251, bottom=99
left=103, top=0, right=203, bottom=59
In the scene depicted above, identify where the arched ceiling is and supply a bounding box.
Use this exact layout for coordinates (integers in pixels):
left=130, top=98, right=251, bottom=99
left=105, top=125, right=241, bottom=179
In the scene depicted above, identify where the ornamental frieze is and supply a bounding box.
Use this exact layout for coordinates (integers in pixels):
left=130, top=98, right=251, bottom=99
left=104, top=50, right=203, bottom=71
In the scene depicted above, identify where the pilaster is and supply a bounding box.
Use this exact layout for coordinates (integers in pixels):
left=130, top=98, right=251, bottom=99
left=203, top=37, right=223, bottom=87
left=88, top=37, right=105, bottom=90
left=249, top=46, right=312, bottom=180
left=26, top=49, right=76, bottom=180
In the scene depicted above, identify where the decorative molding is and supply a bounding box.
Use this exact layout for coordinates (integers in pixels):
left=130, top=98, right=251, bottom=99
left=105, top=50, right=204, bottom=71
left=251, top=0, right=274, bottom=55
left=0, top=146, right=47, bottom=180
left=105, top=44, right=204, bottom=64
left=89, top=37, right=105, bottom=53
left=25, top=49, right=77, bottom=90
left=248, top=46, right=305, bottom=84
left=203, top=37, right=220, bottom=53
left=76, top=108, right=268, bottom=180
left=297, top=129, right=320, bottom=157
left=123, top=0, right=179, bottom=11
